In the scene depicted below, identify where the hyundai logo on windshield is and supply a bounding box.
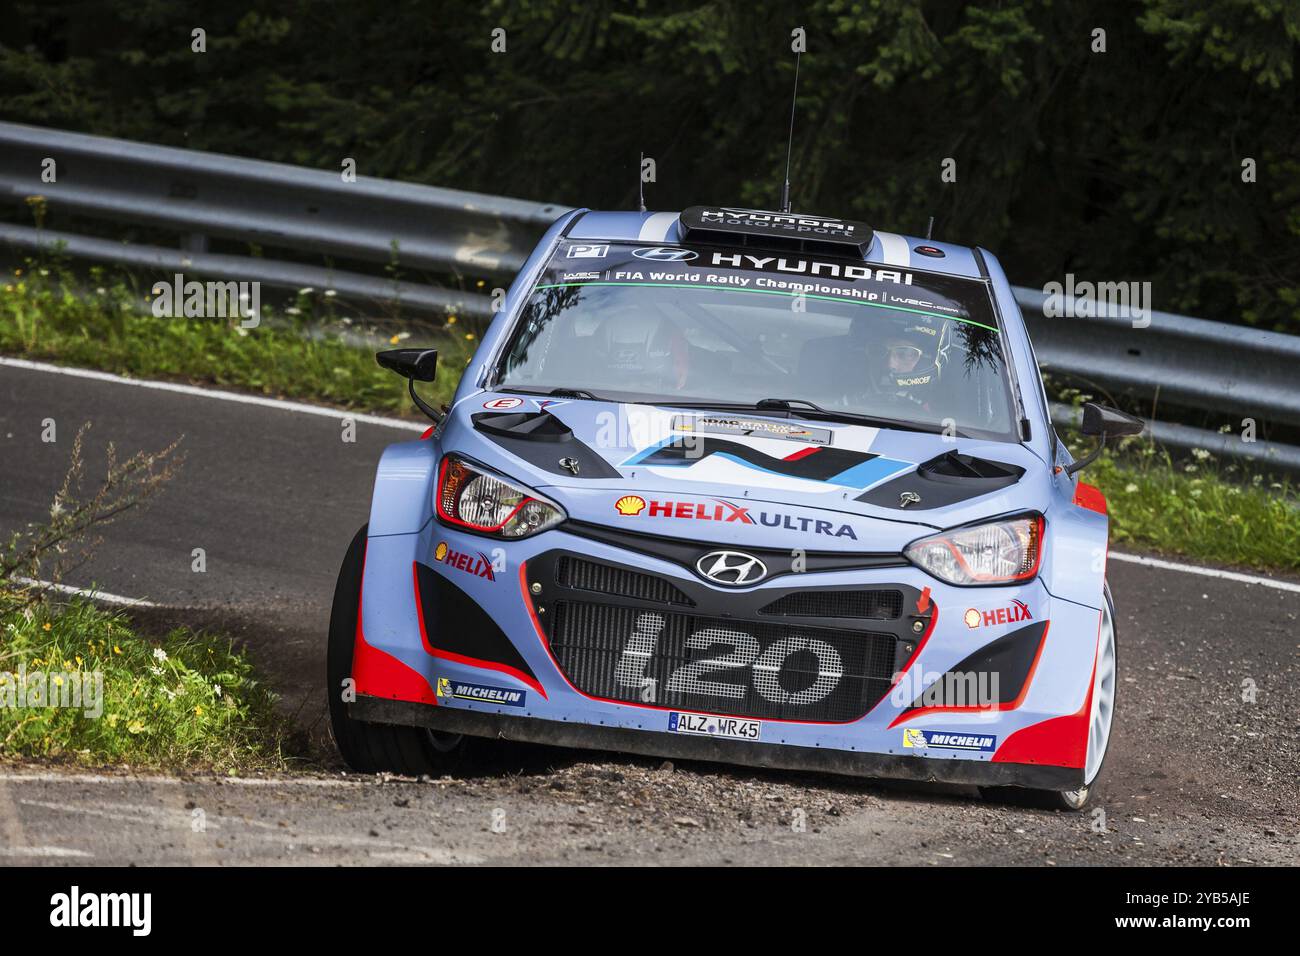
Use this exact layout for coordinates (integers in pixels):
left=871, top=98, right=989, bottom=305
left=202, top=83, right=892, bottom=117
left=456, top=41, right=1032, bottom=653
left=633, top=246, right=698, bottom=262
left=696, top=550, right=767, bottom=586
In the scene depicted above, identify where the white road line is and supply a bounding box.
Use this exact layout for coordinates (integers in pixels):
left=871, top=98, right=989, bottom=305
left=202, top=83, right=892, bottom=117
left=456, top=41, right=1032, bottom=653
left=0, top=770, right=366, bottom=788
left=0, top=846, right=93, bottom=858
left=0, top=780, right=29, bottom=856
left=0, top=356, right=426, bottom=432
left=18, top=797, right=479, bottom=859
left=1110, top=551, right=1300, bottom=595
left=13, top=576, right=159, bottom=608
left=19, top=798, right=198, bottom=827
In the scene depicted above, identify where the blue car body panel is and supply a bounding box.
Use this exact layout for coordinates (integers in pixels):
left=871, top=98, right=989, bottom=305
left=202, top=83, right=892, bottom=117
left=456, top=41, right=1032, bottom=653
left=350, top=208, right=1111, bottom=790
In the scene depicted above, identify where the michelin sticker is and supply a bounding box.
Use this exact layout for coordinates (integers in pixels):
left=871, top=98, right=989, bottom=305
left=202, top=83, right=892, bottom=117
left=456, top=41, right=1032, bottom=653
left=902, top=728, right=997, bottom=752
left=437, top=677, right=527, bottom=707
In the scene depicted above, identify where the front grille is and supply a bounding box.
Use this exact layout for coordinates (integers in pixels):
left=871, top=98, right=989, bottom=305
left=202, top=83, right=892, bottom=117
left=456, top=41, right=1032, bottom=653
left=759, top=589, right=903, bottom=620
left=556, top=557, right=694, bottom=606
left=549, top=600, right=897, bottom=723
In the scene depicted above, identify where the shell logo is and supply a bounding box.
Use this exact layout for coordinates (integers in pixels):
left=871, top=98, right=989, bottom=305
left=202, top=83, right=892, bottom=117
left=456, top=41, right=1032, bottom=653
left=434, top=541, right=449, bottom=561
left=963, top=608, right=981, bottom=629
left=614, top=495, right=646, bottom=516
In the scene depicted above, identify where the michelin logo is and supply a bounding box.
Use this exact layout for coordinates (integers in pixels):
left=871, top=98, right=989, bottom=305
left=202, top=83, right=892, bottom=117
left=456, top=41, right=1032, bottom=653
left=437, top=677, right=526, bottom=707
left=903, top=728, right=997, bottom=752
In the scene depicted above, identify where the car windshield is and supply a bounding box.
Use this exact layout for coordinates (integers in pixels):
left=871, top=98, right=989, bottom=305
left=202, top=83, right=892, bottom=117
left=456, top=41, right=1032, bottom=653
left=496, top=240, right=1018, bottom=440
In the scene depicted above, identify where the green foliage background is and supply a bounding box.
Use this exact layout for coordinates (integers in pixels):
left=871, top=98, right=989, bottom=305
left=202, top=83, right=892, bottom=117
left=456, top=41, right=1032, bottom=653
left=2, top=0, right=1298, bottom=331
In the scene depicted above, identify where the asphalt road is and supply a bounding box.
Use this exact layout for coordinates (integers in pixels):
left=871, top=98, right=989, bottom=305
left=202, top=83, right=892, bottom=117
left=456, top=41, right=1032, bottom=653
left=0, top=359, right=1296, bottom=866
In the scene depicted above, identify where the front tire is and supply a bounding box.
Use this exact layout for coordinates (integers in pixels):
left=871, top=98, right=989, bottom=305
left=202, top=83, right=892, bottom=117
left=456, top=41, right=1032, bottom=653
left=981, top=582, right=1117, bottom=811
left=326, top=524, right=462, bottom=775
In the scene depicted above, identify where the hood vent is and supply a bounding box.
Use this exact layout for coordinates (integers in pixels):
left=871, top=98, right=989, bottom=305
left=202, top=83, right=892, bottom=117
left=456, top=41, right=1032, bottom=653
left=471, top=410, right=574, bottom=442
left=856, top=451, right=1024, bottom=511
left=471, top=410, right=621, bottom=479
left=918, top=451, right=1023, bottom=482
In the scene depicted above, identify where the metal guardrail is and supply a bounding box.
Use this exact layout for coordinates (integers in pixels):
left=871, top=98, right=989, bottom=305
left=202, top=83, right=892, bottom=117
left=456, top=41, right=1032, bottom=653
left=4, top=121, right=1299, bottom=472
left=0, top=121, right=560, bottom=318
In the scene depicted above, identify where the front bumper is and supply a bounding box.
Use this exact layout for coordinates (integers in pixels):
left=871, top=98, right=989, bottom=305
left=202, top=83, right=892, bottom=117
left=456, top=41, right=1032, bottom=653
left=354, top=519, right=1101, bottom=791
left=351, top=695, right=1083, bottom=790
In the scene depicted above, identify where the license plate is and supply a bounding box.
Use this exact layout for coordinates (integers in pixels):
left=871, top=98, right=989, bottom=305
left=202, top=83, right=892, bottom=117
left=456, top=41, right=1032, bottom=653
left=668, top=711, right=762, bottom=741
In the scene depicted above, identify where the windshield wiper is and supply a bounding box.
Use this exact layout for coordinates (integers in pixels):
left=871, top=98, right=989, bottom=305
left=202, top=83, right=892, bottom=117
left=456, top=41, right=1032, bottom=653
left=499, top=386, right=604, bottom=400
left=656, top=398, right=949, bottom=435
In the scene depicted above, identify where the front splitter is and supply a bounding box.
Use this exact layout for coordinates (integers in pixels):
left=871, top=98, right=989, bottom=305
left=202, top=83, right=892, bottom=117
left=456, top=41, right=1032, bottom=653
left=351, top=695, right=1083, bottom=791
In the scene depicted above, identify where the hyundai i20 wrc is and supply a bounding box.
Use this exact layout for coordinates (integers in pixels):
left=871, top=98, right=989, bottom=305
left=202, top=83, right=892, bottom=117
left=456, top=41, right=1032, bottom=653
left=327, top=206, right=1140, bottom=810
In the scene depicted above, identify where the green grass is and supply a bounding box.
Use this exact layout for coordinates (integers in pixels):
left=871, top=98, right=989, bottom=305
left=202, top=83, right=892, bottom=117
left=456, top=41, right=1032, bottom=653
left=0, top=591, right=288, bottom=771
left=1083, top=441, right=1300, bottom=573
left=0, top=260, right=475, bottom=414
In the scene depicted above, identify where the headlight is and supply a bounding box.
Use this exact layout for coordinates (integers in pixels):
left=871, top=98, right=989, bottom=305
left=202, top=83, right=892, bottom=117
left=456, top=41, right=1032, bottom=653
left=436, top=455, right=565, bottom=538
left=904, top=514, right=1044, bottom=586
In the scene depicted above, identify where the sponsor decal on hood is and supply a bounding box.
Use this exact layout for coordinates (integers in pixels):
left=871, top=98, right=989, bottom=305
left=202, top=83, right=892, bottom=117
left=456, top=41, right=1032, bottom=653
left=624, top=436, right=910, bottom=491
left=614, top=495, right=858, bottom=540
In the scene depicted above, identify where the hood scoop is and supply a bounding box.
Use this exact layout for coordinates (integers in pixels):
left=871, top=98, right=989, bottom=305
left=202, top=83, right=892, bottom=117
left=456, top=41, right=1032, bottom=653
left=919, top=451, right=1024, bottom=481
left=471, top=410, right=574, bottom=442
left=856, top=451, right=1025, bottom=511
left=471, top=410, right=621, bottom=480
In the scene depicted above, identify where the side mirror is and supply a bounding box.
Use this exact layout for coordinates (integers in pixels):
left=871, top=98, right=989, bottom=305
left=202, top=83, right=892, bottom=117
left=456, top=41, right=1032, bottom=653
left=1065, top=402, right=1144, bottom=476
left=1081, top=402, right=1144, bottom=439
left=376, top=348, right=441, bottom=422
left=377, top=348, right=438, bottom=382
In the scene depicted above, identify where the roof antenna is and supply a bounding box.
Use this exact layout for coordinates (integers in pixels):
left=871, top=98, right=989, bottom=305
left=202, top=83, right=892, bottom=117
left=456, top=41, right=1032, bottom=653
left=638, top=151, right=647, bottom=213
left=925, top=216, right=935, bottom=240
left=779, top=52, right=801, bottom=214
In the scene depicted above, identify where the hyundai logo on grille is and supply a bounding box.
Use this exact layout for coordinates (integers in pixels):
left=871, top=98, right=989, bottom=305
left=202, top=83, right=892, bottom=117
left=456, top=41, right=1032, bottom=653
left=696, top=550, right=767, bottom=586
left=632, top=246, right=698, bottom=261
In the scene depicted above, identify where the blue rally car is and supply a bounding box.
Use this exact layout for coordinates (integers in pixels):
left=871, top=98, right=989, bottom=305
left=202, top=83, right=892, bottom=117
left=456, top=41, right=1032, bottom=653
left=327, top=206, right=1142, bottom=809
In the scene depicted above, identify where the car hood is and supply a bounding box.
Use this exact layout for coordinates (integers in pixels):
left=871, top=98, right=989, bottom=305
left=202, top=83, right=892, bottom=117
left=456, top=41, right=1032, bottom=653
left=444, top=393, right=1053, bottom=543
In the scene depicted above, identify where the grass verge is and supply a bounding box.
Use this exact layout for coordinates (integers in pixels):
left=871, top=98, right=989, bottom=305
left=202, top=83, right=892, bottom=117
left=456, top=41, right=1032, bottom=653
left=0, top=259, right=475, bottom=414
left=0, top=590, right=288, bottom=771
left=1083, top=442, right=1300, bottom=573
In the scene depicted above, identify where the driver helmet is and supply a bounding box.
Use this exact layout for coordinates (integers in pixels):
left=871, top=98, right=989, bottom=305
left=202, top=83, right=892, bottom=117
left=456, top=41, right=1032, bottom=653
left=877, top=317, right=950, bottom=397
